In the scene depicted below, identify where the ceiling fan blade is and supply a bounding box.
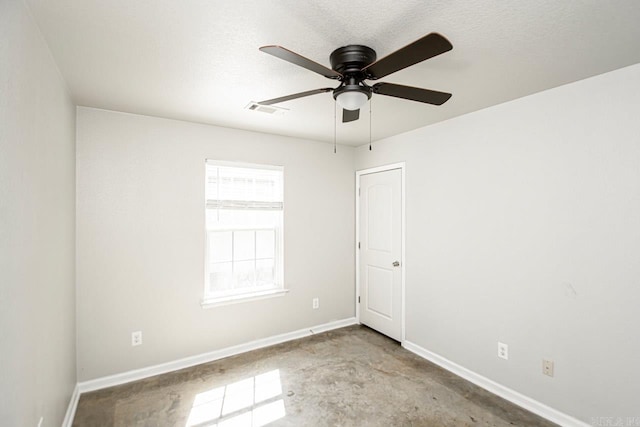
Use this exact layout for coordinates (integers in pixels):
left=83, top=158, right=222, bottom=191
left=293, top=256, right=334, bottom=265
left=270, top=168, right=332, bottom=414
left=260, top=46, right=342, bottom=79
left=342, top=108, right=360, bottom=123
left=362, top=33, right=452, bottom=80
left=258, top=88, right=333, bottom=106
left=372, top=82, right=452, bottom=105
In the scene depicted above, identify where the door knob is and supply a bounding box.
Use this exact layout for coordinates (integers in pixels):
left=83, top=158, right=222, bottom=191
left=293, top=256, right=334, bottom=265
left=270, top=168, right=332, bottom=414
left=392, top=261, right=400, bottom=267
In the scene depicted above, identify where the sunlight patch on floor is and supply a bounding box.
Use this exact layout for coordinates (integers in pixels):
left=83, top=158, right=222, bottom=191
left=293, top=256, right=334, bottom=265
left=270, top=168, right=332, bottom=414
left=186, top=369, right=285, bottom=427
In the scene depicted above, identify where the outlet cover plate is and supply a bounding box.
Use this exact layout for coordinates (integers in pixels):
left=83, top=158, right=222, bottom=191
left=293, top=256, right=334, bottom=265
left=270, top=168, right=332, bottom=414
left=498, top=342, right=508, bottom=360
left=132, top=331, right=142, bottom=346
left=543, top=359, right=554, bottom=377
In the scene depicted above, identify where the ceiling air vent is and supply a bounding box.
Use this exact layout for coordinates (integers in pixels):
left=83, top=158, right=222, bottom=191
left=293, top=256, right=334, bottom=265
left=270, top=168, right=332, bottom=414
left=245, top=102, right=288, bottom=115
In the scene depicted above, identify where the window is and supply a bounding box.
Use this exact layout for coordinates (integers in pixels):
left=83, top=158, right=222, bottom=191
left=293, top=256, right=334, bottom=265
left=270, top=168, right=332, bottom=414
left=204, top=160, right=285, bottom=306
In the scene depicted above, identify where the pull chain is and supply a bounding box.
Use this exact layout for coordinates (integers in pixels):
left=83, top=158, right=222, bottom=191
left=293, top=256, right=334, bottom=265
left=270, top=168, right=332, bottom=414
left=333, top=101, right=337, bottom=154
left=369, top=97, right=372, bottom=151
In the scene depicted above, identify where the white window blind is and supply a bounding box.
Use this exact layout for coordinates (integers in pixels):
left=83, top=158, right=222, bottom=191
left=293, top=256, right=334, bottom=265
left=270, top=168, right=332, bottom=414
left=204, top=161, right=284, bottom=303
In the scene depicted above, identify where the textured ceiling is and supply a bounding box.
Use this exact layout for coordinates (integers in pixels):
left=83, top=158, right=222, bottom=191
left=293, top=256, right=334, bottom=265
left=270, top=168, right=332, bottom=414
left=26, top=0, right=640, bottom=146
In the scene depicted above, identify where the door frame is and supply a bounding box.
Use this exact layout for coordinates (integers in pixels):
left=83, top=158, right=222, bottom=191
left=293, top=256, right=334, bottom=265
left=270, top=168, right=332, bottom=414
left=355, top=162, right=406, bottom=342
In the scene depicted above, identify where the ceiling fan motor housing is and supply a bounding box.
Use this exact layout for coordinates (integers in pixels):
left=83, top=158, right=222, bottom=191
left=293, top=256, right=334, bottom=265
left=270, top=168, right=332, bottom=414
left=330, top=45, right=377, bottom=102
left=329, top=45, right=376, bottom=74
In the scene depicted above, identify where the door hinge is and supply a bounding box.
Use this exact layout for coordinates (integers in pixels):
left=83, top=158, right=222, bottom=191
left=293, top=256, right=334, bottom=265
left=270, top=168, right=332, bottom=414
left=358, top=188, right=361, bottom=196
left=358, top=242, right=360, bottom=249
left=358, top=296, right=360, bottom=303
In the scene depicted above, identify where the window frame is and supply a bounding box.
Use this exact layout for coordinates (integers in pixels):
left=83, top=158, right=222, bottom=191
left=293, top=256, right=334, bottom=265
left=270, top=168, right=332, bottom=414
left=202, top=160, right=287, bottom=308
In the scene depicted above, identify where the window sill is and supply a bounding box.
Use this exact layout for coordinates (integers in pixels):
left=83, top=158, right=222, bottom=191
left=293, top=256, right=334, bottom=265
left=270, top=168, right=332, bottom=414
left=201, top=288, right=289, bottom=309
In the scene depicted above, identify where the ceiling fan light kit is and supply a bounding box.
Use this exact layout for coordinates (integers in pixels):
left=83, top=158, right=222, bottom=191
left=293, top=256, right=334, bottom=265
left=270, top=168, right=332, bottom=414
left=335, top=89, right=370, bottom=111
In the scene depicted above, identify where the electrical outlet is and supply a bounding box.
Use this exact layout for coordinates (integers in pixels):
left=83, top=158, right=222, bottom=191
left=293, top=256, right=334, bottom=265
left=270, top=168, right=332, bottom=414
left=131, top=331, right=142, bottom=346
left=312, top=298, right=319, bottom=309
left=498, top=342, right=508, bottom=360
left=37, top=416, right=43, bottom=427
left=543, top=359, right=554, bottom=377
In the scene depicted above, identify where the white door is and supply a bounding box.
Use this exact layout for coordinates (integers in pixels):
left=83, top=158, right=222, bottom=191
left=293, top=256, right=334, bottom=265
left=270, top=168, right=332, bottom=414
left=358, top=168, right=402, bottom=341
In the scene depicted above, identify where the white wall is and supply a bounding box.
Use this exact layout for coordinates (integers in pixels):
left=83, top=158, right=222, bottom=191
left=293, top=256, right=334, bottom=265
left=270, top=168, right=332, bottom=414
left=355, top=63, right=640, bottom=422
left=0, top=0, right=77, bottom=425
left=76, top=107, right=355, bottom=381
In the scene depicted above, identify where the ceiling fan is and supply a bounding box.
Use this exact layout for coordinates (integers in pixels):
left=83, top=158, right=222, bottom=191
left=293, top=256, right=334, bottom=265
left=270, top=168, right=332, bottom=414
left=258, top=33, right=453, bottom=123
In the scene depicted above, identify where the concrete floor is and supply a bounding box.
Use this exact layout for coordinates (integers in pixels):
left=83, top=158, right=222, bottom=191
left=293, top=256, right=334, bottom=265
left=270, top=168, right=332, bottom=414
left=73, top=325, right=557, bottom=426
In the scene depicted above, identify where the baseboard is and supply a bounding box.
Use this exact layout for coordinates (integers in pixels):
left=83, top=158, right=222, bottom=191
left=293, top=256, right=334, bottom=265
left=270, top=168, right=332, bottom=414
left=61, top=383, right=80, bottom=427
left=402, top=341, right=589, bottom=427
left=77, top=317, right=357, bottom=394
